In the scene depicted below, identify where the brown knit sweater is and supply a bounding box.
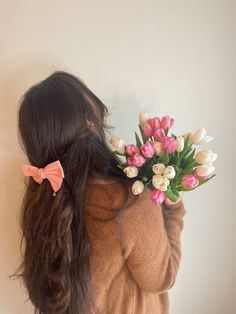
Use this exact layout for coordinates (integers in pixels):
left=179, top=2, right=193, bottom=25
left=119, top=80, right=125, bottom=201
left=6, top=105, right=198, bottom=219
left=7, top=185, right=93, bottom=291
left=84, top=180, right=186, bottom=314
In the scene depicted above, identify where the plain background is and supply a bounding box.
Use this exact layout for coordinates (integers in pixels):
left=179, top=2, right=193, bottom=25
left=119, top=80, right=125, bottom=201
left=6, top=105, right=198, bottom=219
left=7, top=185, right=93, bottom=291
left=0, top=1, right=235, bottom=313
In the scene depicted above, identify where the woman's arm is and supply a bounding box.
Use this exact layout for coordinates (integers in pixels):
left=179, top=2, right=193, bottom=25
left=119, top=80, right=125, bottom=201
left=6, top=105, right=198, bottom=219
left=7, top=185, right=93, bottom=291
left=117, top=187, right=186, bottom=294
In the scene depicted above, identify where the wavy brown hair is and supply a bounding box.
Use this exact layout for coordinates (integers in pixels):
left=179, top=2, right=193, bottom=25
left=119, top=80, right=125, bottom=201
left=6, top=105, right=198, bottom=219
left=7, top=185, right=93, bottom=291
left=12, top=71, right=138, bottom=313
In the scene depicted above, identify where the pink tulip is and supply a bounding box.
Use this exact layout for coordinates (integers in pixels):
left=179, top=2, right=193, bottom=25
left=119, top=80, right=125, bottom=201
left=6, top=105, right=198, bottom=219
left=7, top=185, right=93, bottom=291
left=125, top=144, right=140, bottom=156
left=127, top=153, right=145, bottom=167
left=143, top=123, right=153, bottom=138
left=140, top=141, right=155, bottom=158
left=143, top=117, right=161, bottom=138
left=160, top=115, right=174, bottom=131
left=151, top=188, right=165, bottom=205
left=153, top=128, right=166, bottom=142
left=161, top=136, right=177, bottom=154
left=193, top=168, right=213, bottom=180
left=181, top=175, right=199, bottom=189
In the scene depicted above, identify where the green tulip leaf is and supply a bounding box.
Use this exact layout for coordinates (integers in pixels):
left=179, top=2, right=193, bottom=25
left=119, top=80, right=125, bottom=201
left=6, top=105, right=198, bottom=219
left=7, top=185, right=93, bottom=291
left=138, top=124, right=147, bottom=144
left=171, top=133, right=177, bottom=139
left=159, top=151, right=169, bottom=165
left=135, top=131, right=142, bottom=147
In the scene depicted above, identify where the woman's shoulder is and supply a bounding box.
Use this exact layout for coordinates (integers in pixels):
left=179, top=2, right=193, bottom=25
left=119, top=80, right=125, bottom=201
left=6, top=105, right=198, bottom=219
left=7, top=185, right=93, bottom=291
left=85, top=175, right=156, bottom=211
left=85, top=178, right=138, bottom=219
left=116, top=184, right=159, bottom=225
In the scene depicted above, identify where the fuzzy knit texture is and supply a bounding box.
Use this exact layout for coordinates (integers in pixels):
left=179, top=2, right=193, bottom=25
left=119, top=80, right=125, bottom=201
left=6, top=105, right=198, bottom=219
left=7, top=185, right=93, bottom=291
left=84, top=180, right=186, bottom=314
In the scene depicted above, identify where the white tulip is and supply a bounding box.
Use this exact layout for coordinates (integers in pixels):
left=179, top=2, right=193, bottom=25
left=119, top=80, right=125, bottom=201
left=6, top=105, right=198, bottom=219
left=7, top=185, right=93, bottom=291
left=176, top=136, right=184, bottom=152
left=195, top=150, right=217, bottom=165
left=163, top=166, right=176, bottom=179
left=153, top=141, right=163, bottom=156
left=123, top=166, right=138, bottom=178
left=195, top=164, right=215, bottom=177
left=152, top=175, right=170, bottom=191
left=132, top=180, right=145, bottom=195
left=109, top=135, right=126, bottom=154
left=139, top=112, right=148, bottom=127
left=190, top=127, right=207, bottom=144
left=190, top=127, right=214, bottom=145
left=152, top=163, right=166, bottom=175
left=163, top=176, right=170, bottom=186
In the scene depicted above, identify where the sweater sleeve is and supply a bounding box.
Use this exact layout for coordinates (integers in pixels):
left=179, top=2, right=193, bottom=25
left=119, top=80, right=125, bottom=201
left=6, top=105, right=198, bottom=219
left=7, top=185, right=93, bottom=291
left=117, top=187, right=186, bottom=294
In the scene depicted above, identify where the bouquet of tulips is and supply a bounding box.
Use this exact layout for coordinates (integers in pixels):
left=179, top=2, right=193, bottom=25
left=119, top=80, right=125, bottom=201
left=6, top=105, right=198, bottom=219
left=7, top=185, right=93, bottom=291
left=109, top=112, right=217, bottom=205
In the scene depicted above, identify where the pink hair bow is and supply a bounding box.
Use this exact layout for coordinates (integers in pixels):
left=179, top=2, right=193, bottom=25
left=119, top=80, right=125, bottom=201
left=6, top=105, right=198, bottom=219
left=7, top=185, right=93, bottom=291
left=22, top=160, right=65, bottom=193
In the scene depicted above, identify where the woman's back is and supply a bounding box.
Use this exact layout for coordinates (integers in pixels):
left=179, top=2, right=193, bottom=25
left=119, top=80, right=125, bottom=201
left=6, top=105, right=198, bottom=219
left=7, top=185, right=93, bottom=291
left=85, top=180, right=186, bottom=314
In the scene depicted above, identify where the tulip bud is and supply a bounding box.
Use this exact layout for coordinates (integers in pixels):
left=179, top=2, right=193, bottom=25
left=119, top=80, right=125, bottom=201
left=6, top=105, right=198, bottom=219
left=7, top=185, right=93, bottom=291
left=132, top=180, right=145, bottom=195
left=181, top=175, right=199, bottom=189
left=139, top=112, right=148, bottom=128
left=152, top=163, right=166, bottom=175
left=152, top=174, right=170, bottom=191
left=163, top=166, right=176, bottom=179
left=160, top=115, right=174, bottom=131
left=125, top=144, right=140, bottom=156
left=127, top=153, right=146, bottom=167
left=140, top=141, right=155, bottom=158
left=153, top=141, right=163, bottom=156
left=194, top=164, right=215, bottom=177
left=195, top=150, right=217, bottom=165
left=151, top=189, right=165, bottom=205
left=123, top=166, right=138, bottom=178
left=161, top=136, right=177, bottom=154
left=190, top=127, right=207, bottom=144
left=109, top=135, right=126, bottom=154
left=190, top=127, right=214, bottom=145
left=176, top=136, right=184, bottom=152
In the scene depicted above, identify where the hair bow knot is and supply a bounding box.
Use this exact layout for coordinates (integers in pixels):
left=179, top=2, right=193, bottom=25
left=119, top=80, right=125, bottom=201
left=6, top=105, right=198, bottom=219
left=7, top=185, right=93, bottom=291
left=22, top=160, right=64, bottom=193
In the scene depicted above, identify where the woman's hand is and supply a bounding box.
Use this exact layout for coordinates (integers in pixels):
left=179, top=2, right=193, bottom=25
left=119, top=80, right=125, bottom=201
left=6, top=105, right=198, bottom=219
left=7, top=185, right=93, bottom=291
left=163, top=191, right=184, bottom=206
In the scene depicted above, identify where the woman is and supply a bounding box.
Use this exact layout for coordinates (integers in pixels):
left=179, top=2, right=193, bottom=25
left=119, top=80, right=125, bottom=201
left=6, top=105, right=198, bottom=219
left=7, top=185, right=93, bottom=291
left=14, top=70, right=186, bottom=313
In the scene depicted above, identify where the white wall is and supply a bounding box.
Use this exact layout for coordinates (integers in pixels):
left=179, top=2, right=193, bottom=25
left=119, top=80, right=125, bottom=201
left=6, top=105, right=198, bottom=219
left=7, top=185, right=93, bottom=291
left=0, top=1, right=235, bottom=313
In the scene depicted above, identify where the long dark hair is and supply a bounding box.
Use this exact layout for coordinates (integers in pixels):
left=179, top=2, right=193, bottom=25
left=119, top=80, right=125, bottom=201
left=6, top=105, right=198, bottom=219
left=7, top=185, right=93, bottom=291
left=13, top=71, right=137, bottom=313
